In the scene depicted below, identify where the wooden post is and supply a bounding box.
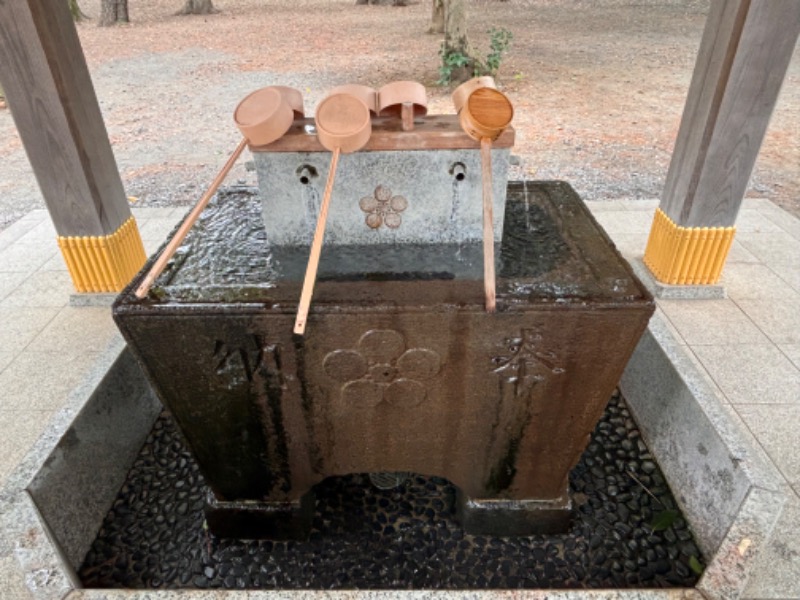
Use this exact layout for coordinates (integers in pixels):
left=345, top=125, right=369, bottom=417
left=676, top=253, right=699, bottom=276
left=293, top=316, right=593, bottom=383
left=644, top=0, right=800, bottom=285
left=0, top=0, right=146, bottom=293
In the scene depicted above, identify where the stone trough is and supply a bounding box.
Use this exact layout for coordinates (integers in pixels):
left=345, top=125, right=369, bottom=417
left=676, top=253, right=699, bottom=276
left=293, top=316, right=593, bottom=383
left=112, top=181, right=653, bottom=541
left=0, top=191, right=785, bottom=600
left=108, top=113, right=654, bottom=542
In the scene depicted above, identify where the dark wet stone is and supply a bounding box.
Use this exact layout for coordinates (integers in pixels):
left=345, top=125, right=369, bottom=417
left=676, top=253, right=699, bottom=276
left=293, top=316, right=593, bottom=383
left=667, top=573, right=689, bottom=586
left=624, top=559, right=637, bottom=571
left=614, top=522, right=633, bottom=537
left=641, top=460, right=657, bottom=474
left=680, top=541, right=700, bottom=558
left=676, top=529, right=693, bottom=542
left=654, top=559, right=671, bottom=575
left=617, top=504, right=630, bottom=522
left=639, top=565, right=655, bottom=581
left=675, top=560, right=691, bottom=578
left=162, top=566, right=178, bottom=583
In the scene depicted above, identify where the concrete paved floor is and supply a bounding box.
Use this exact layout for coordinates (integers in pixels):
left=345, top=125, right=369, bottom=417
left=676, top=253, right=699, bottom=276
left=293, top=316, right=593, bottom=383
left=0, top=199, right=798, bottom=599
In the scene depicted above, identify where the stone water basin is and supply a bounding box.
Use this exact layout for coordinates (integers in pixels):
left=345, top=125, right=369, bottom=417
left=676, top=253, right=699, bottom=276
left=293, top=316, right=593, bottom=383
left=113, top=180, right=654, bottom=539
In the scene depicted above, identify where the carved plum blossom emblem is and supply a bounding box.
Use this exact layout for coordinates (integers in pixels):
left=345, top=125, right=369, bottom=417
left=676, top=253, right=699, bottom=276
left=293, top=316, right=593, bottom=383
left=492, top=328, right=565, bottom=399
left=323, top=329, right=440, bottom=407
left=359, top=185, right=408, bottom=229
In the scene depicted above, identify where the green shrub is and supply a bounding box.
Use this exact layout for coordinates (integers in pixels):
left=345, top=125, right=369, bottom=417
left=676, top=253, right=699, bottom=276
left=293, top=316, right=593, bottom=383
left=437, top=27, right=514, bottom=85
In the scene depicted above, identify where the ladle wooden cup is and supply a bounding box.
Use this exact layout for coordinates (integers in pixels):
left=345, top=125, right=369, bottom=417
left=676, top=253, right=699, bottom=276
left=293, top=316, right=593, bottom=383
left=458, top=86, right=513, bottom=313
left=134, top=87, right=296, bottom=299
left=451, top=76, right=497, bottom=115
left=293, top=93, right=372, bottom=335
left=378, top=81, right=428, bottom=131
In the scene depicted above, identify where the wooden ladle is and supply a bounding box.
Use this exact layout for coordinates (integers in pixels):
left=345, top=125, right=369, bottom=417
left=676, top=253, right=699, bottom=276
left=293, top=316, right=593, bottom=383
left=458, top=86, right=513, bottom=313
left=134, top=87, right=297, bottom=299
left=377, top=80, right=428, bottom=131
left=293, top=93, right=372, bottom=335
left=451, top=76, right=497, bottom=114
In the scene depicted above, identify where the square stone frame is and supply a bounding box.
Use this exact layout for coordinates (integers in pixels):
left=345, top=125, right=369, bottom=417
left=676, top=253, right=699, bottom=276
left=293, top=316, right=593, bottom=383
left=0, top=310, right=785, bottom=600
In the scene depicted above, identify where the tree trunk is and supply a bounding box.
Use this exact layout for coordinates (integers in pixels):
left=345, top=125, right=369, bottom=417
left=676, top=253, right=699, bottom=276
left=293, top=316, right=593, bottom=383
left=443, top=0, right=474, bottom=83
left=69, top=0, right=89, bottom=21
left=99, top=0, right=128, bottom=26
left=355, top=0, right=408, bottom=5
left=429, top=0, right=445, bottom=34
left=176, top=0, right=218, bottom=15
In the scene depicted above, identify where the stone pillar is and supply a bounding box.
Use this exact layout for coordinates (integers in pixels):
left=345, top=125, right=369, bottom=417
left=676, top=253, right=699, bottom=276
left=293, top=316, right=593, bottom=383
left=0, top=0, right=146, bottom=292
left=644, top=0, right=800, bottom=285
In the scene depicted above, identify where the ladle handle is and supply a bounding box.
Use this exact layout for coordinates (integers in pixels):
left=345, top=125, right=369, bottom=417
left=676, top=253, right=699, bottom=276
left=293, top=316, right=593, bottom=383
left=294, top=146, right=341, bottom=335
left=481, top=137, right=497, bottom=313
left=401, top=102, right=415, bottom=131
left=134, top=138, right=248, bottom=299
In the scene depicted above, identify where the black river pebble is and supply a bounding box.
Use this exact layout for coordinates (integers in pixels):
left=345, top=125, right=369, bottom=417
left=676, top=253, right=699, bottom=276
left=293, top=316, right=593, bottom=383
left=79, top=391, right=703, bottom=590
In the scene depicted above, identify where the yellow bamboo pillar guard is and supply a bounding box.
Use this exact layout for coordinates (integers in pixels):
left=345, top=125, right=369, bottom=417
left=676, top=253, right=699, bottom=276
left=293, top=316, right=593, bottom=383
left=643, top=208, right=735, bottom=285
left=57, top=216, right=147, bottom=293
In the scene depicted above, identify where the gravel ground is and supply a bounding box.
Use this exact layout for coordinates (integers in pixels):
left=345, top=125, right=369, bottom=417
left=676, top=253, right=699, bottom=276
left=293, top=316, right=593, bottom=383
left=0, top=0, right=797, bottom=233
left=79, top=392, right=703, bottom=590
